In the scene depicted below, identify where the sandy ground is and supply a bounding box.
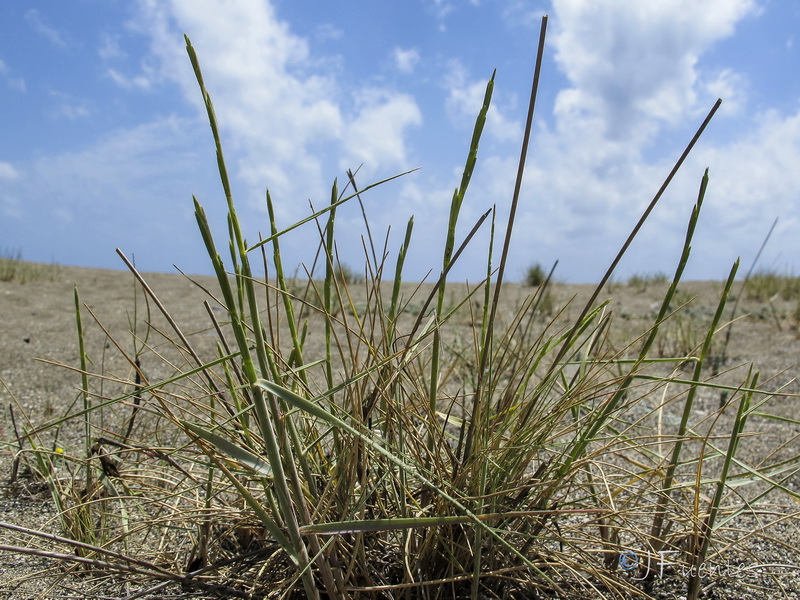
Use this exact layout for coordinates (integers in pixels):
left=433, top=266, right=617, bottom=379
left=1, top=263, right=799, bottom=598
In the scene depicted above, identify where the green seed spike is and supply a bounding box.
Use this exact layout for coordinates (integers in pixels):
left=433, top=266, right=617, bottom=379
left=430, top=71, right=496, bottom=450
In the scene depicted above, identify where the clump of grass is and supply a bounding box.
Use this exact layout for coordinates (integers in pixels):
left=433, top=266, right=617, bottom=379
left=0, top=249, right=60, bottom=283
left=627, top=271, right=668, bottom=292
left=286, top=260, right=367, bottom=319
left=524, top=262, right=547, bottom=287
left=745, top=269, right=800, bottom=302
left=654, top=289, right=712, bottom=360
left=335, top=262, right=363, bottom=285
left=5, top=18, right=799, bottom=600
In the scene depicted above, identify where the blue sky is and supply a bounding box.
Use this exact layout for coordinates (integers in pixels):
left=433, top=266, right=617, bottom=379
left=1, top=1, right=799, bottom=283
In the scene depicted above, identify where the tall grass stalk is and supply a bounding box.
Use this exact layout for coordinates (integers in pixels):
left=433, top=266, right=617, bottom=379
left=74, top=287, right=92, bottom=495
left=648, top=260, right=739, bottom=567
left=186, top=35, right=332, bottom=599
left=428, top=67, right=495, bottom=457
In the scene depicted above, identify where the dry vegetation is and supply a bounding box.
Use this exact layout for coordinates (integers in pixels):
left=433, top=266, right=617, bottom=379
left=2, top=22, right=799, bottom=599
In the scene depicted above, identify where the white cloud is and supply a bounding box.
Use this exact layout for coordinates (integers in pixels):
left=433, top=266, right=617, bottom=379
left=125, top=0, right=422, bottom=222
left=445, top=61, right=520, bottom=143
left=98, top=34, right=126, bottom=60
left=392, top=47, right=420, bottom=74
left=428, top=0, right=456, bottom=20
left=10, top=0, right=790, bottom=284
left=315, top=23, right=343, bottom=42
left=425, top=0, right=481, bottom=31
left=703, top=68, right=747, bottom=116
left=100, top=30, right=156, bottom=91
left=341, top=90, right=422, bottom=174
left=501, top=2, right=546, bottom=29
left=382, top=1, right=775, bottom=282
left=26, top=117, right=203, bottom=207
left=0, top=162, right=19, bottom=180
left=24, top=9, right=68, bottom=48
left=550, top=0, right=759, bottom=143
left=134, top=0, right=346, bottom=216
left=0, top=58, right=26, bottom=92
left=107, top=67, right=154, bottom=90
left=56, top=104, right=91, bottom=120
left=431, top=0, right=789, bottom=282
left=694, top=107, right=800, bottom=229
left=48, top=91, right=91, bottom=120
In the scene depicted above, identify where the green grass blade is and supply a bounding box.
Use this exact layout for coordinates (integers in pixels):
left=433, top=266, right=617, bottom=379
left=687, top=368, right=755, bottom=600
left=430, top=70, right=495, bottom=437
left=649, top=258, right=739, bottom=557
left=182, top=421, right=272, bottom=476
left=186, top=35, right=321, bottom=599
left=265, top=189, right=306, bottom=380
left=324, top=180, right=338, bottom=391
left=73, top=286, right=91, bottom=492
left=389, top=216, right=414, bottom=328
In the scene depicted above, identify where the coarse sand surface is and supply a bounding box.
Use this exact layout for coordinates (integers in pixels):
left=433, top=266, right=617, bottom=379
left=1, top=263, right=799, bottom=598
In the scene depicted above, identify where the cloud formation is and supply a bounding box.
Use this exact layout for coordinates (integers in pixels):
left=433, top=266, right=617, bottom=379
left=551, top=0, right=758, bottom=143
left=24, top=9, right=68, bottom=48
left=126, top=0, right=423, bottom=217
left=0, top=162, right=19, bottom=180
left=4, top=0, right=798, bottom=283
left=0, top=58, right=26, bottom=92
left=489, top=0, right=787, bottom=281
left=392, top=47, right=421, bottom=74
left=445, top=61, right=521, bottom=143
